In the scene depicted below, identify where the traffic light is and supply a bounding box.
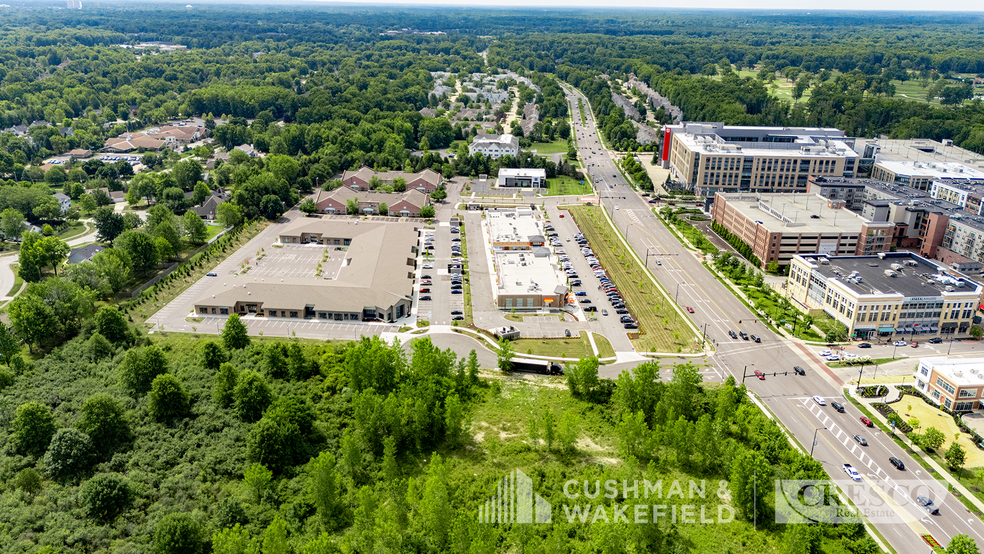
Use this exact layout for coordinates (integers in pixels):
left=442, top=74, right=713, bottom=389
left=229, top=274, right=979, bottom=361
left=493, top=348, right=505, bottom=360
left=739, top=319, right=742, bottom=324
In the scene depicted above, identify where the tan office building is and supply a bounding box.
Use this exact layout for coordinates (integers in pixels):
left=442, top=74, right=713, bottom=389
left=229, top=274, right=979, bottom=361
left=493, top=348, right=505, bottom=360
left=913, top=357, right=984, bottom=411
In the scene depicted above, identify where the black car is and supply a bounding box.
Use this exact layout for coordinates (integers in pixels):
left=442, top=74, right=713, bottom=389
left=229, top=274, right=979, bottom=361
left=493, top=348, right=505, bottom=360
left=419, top=295, right=432, bottom=301
left=857, top=342, right=872, bottom=348
left=929, top=337, right=943, bottom=344
left=451, top=310, right=463, bottom=315
left=620, top=316, right=634, bottom=324
left=616, top=309, right=629, bottom=315
left=917, top=496, right=939, bottom=515
left=452, top=316, right=464, bottom=321
left=624, top=322, right=638, bottom=329
left=831, top=401, right=845, bottom=413
left=451, top=289, right=462, bottom=294
left=451, top=284, right=462, bottom=289
left=739, top=331, right=749, bottom=340
left=889, top=456, right=905, bottom=470
left=728, top=330, right=738, bottom=339
left=571, top=279, right=582, bottom=286
left=793, top=366, right=806, bottom=376
left=583, top=306, right=597, bottom=312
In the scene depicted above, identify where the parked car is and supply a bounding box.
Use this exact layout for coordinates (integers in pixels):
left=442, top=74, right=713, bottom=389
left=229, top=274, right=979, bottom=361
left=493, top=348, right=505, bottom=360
left=831, top=401, right=845, bottom=413
left=571, top=279, right=582, bottom=286
left=889, top=456, right=905, bottom=470
left=583, top=306, right=597, bottom=312
left=843, top=464, right=862, bottom=482
left=575, top=291, right=587, bottom=296
left=565, top=329, right=571, bottom=337
left=419, top=295, right=432, bottom=301
left=858, top=342, right=872, bottom=348
left=624, top=322, right=638, bottom=329
left=894, top=340, right=907, bottom=347
left=451, top=310, right=463, bottom=315
left=452, top=316, right=464, bottom=321
left=793, top=366, right=805, bottom=376
left=853, top=435, right=868, bottom=446
left=452, top=289, right=462, bottom=294
left=860, top=416, right=873, bottom=427
left=206, top=272, right=217, bottom=276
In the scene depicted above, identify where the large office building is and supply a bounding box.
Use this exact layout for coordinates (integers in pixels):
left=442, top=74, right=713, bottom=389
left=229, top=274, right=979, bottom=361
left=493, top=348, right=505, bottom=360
left=913, top=357, right=984, bottom=411
left=854, top=137, right=984, bottom=181
left=194, top=219, right=418, bottom=323
left=787, top=252, right=984, bottom=340
left=484, top=208, right=567, bottom=309
left=661, top=122, right=858, bottom=196
left=711, top=192, right=894, bottom=269
left=870, top=160, right=984, bottom=192
left=469, top=134, right=520, bottom=159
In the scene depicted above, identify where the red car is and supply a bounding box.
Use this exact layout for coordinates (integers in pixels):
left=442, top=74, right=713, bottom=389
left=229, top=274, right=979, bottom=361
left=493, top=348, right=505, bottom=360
left=559, top=214, right=565, bottom=218
left=860, top=416, right=873, bottom=427
left=754, top=370, right=765, bottom=380
left=686, top=306, right=695, bottom=313
left=911, top=341, right=918, bottom=347
left=419, top=288, right=430, bottom=293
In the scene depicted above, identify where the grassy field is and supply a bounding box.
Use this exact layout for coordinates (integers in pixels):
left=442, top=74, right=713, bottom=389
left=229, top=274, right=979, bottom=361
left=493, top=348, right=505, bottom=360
left=900, top=395, right=984, bottom=467
left=529, top=137, right=570, bottom=154
left=568, top=206, right=689, bottom=353
left=594, top=332, right=616, bottom=358
left=544, top=175, right=593, bottom=196
left=57, top=221, right=94, bottom=241
left=204, top=224, right=225, bottom=241
left=511, top=330, right=596, bottom=359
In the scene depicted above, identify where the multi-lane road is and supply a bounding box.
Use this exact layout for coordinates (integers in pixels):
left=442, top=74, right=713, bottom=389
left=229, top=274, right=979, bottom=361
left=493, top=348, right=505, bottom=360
left=563, top=83, right=984, bottom=553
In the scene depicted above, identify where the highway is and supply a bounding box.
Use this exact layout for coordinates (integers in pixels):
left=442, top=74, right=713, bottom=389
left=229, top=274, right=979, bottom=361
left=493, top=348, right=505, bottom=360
left=562, top=83, right=984, bottom=553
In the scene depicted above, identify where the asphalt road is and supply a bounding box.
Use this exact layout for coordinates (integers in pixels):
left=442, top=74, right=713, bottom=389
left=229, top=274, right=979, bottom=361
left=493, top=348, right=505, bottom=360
left=563, top=83, right=984, bottom=552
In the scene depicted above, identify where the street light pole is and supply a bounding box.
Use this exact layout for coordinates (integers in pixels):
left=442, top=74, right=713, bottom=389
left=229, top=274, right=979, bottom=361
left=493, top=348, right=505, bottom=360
left=810, top=427, right=823, bottom=457
left=858, top=363, right=865, bottom=387
left=676, top=282, right=682, bottom=303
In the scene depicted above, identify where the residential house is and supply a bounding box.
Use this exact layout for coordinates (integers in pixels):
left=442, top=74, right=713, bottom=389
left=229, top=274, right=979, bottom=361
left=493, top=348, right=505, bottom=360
left=235, top=144, right=259, bottom=158
left=312, top=188, right=430, bottom=216
left=53, top=192, right=71, bottom=214
left=190, top=194, right=227, bottom=220
left=67, top=244, right=105, bottom=265
left=340, top=167, right=443, bottom=193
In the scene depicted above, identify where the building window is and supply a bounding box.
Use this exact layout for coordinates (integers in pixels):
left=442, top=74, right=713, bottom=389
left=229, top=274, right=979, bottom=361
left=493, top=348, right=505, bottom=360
left=212, top=308, right=216, bottom=314
left=936, top=377, right=956, bottom=395
left=290, top=311, right=298, bottom=318
left=960, top=389, right=977, bottom=398
left=944, top=398, right=952, bottom=409
left=932, top=389, right=941, bottom=400
left=954, top=401, right=975, bottom=411
left=200, top=307, right=208, bottom=314
left=920, top=367, right=929, bottom=376
left=220, top=308, right=229, bottom=315
left=281, top=311, right=287, bottom=317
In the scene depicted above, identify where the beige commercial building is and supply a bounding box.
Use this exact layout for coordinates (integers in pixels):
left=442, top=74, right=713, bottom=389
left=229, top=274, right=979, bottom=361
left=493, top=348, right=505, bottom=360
left=485, top=208, right=567, bottom=310
left=194, top=219, right=417, bottom=322
left=787, top=252, right=983, bottom=340
left=711, top=192, right=894, bottom=269
left=662, top=123, right=858, bottom=196
left=913, top=357, right=984, bottom=411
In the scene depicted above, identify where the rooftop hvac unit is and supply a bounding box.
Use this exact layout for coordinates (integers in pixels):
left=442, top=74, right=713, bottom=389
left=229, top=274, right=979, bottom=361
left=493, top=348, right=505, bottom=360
left=891, top=263, right=904, bottom=271
left=884, top=270, right=895, bottom=277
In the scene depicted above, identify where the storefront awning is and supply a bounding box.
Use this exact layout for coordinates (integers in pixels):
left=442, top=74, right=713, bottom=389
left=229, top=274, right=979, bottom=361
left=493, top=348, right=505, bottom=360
left=878, top=326, right=896, bottom=332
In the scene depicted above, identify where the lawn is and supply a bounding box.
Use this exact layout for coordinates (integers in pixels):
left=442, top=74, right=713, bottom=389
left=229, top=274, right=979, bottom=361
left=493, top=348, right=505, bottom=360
left=544, top=175, right=593, bottom=196
left=568, top=206, right=690, bottom=353
left=529, top=137, right=570, bottom=155
left=511, top=330, right=596, bottom=359
left=900, top=394, right=984, bottom=467
left=594, top=332, right=616, bottom=358
left=56, top=221, right=94, bottom=241
left=6, top=272, right=23, bottom=297
left=204, top=224, right=225, bottom=241
left=503, top=313, right=564, bottom=322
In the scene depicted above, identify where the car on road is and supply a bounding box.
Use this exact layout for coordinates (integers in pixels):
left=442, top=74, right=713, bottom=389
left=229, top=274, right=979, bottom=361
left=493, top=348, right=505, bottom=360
left=754, top=370, right=765, bottom=380
left=843, top=464, right=862, bottom=482
left=860, top=416, right=873, bottom=427
left=916, top=495, right=939, bottom=515
left=729, top=330, right=738, bottom=339
left=853, top=435, right=868, bottom=446
left=793, top=366, right=806, bottom=376
left=686, top=306, right=694, bottom=313
left=858, top=343, right=872, bottom=348
left=929, top=337, right=943, bottom=344
left=739, top=331, right=749, bottom=340
left=655, top=259, right=661, bottom=265
left=419, top=295, right=432, bottom=301
left=602, top=309, right=608, bottom=316
left=565, top=329, right=571, bottom=337
left=813, top=395, right=826, bottom=406
left=889, top=456, right=905, bottom=470
left=207, top=272, right=217, bottom=276
left=894, top=340, right=907, bottom=347
left=750, top=334, right=761, bottom=343
left=911, top=341, right=918, bottom=347
left=831, top=401, right=845, bottom=413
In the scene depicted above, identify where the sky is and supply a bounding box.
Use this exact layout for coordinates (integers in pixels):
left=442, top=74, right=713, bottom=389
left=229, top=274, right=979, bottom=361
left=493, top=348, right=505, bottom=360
left=174, top=0, right=984, bottom=11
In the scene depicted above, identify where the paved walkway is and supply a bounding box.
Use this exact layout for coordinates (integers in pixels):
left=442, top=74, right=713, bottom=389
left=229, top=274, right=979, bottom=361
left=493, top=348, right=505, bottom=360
left=0, top=221, right=100, bottom=302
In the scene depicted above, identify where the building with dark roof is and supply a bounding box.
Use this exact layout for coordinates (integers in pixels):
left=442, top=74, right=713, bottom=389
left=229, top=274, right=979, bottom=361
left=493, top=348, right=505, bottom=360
left=67, top=244, right=104, bottom=264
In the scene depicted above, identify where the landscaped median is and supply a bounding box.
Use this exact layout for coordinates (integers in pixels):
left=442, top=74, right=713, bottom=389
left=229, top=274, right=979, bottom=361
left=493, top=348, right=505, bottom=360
left=568, top=205, right=696, bottom=353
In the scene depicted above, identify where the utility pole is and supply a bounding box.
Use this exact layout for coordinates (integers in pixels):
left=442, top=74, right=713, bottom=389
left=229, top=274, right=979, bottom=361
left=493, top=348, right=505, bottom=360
left=810, top=427, right=826, bottom=457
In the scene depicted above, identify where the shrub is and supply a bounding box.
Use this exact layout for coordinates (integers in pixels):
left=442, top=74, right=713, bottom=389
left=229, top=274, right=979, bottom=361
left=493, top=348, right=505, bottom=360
left=222, top=313, right=250, bottom=350
left=84, top=332, right=115, bottom=361
left=214, top=497, right=248, bottom=528
left=148, top=374, right=191, bottom=421
left=13, top=468, right=42, bottom=494
left=43, top=428, right=95, bottom=481
left=77, top=393, right=132, bottom=459
left=94, top=306, right=130, bottom=343
left=200, top=340, right=228, bottom=370
left=79, top=473, right=133, bottom=521
left=153, top=513, right=205, bottom=554
left=234, top=371, right=273, bottom=423
left=118, top=346, right=169, bottom=397
left=12, top=401, right=57, bottom=458
left=213, top=362, right=239, bottom=408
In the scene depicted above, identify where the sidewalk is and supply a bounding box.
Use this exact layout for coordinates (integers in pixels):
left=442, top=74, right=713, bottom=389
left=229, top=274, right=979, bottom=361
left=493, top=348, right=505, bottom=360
left=852, top=383, right=984, bottom=515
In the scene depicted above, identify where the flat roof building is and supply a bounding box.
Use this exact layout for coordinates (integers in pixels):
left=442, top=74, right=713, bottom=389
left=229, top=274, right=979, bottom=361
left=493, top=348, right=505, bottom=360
left=870, top=160, right=984, bottom=192
left=496, top=168, right=546, bottom=188
left=661, top=122, right=858, bottom=196
left=193, top=219, right=417, bottom=323
left=484, top=207, right=568, bottom=310
left=807, top=176, right=868, bottom=210
left=788, top=252, right=984, bottom=339
left=855, top=137, right=984, bottom=179
left=487, top=208, right=547, bottom=251
left=711, top=192, right=893, bottom=268
left=913, top=356, right=984, bottom=411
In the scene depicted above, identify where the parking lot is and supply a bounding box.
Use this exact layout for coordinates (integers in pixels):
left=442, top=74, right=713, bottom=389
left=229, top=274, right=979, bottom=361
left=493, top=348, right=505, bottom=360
left=414, top=223, right=467, bottom=326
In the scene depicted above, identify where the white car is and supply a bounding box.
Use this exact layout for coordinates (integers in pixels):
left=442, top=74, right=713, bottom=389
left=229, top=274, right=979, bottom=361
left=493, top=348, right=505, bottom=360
left=844, top=353, right=858, bottom=359
left=422, top=263, right=433, bottom=269
left=842, top=464, right=862, bottom=482
left=894, top=340, right=908, bottom=347
left=813, top=395, right=826, bottom=406
left=818, top=349, right=832, bottom=357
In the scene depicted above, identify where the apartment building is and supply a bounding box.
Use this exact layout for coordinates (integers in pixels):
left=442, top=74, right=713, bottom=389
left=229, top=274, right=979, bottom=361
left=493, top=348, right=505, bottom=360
left=661, top=122, right=858, bottom=196
left=913, top=357, right=984, bottom=411
left=807, top=176, right=868, bottom=210
left=930, top=180, right=984, bottom=215
left=711, top=192, right=893, bottom=269
left=469, top=134, right=520, bottom=159
left=787, top=252, right=983, bottom=339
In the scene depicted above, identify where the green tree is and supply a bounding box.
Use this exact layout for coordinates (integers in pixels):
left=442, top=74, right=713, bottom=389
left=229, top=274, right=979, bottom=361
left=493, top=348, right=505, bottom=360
left=34, top=235, right=70, bottom=277
left=0, top=208, right=25, bottom=240
left=12, top=401, right=57, bottom=457
left=260, top=194, right=284, bottom=220
left=0, top=322, right=21, bottom=367
left=467, top=349, right=480, bottom=387
left=566, top=356, right=600, bottom=400
left=307, top=451, right=343, bottom=531
left=153, top=513, right=205, bottom=554
left=217, top=203, right=243, bottom=228
left=730, top=449, right=772, bottom=523
left=184, top=210, right=208, bottom=244
left=43, top=428, right=94, bottom=481
left=173, top=159, right=204, bottom=191
left=79, top=473, right=133, bottom=521
left=8, top=293, right=58, bottom=352
left=94, top=306, right=130, bottom=343
left=212, top=524, right=256, bottom=554
left=214, top=362, right=240, bottom=408
left=118, top=346, right=169, bottom=397
left=444, top=393, right=464, bottom=447
left=924, top=427, right=946, bottom=451
left=156, top=236, right=176, bottom=262
left=234, top=370, right=273, bottom=422
left=192, top=182, right=210, bottom=206
left=77, top=393, right=131, bottom=459
left=222, top=313, right=251, bottom=349
left=496, top=337, right=513, bottom=371
left=299, top=198, right=318, bottom=215
left=16, top=230, right=44, bottom=282
left=420, top=454, right=452, bottom=548
left=946, top=441, right=967, bottom=470
left=93, top=206, right=125, bottom=242
left=430, top=186, right=447, bottom=202
left=115, top=230, right=160, bottom=274
left=261, top=516, right=290, bottom=554
left=557, top=410, right=578, bottom=454
left=420, top=205, right=436, bottom=218
left=947, top=534, right=981, bottom=554
left=243, top=462, right=273, bottom=503
left=616, top=410, right=649, bottom=459
left=200, top=340, right=227, bottom=370
left=148, top=374, right=191, bottom=421
left=543, top=410, right=555, bottom=450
